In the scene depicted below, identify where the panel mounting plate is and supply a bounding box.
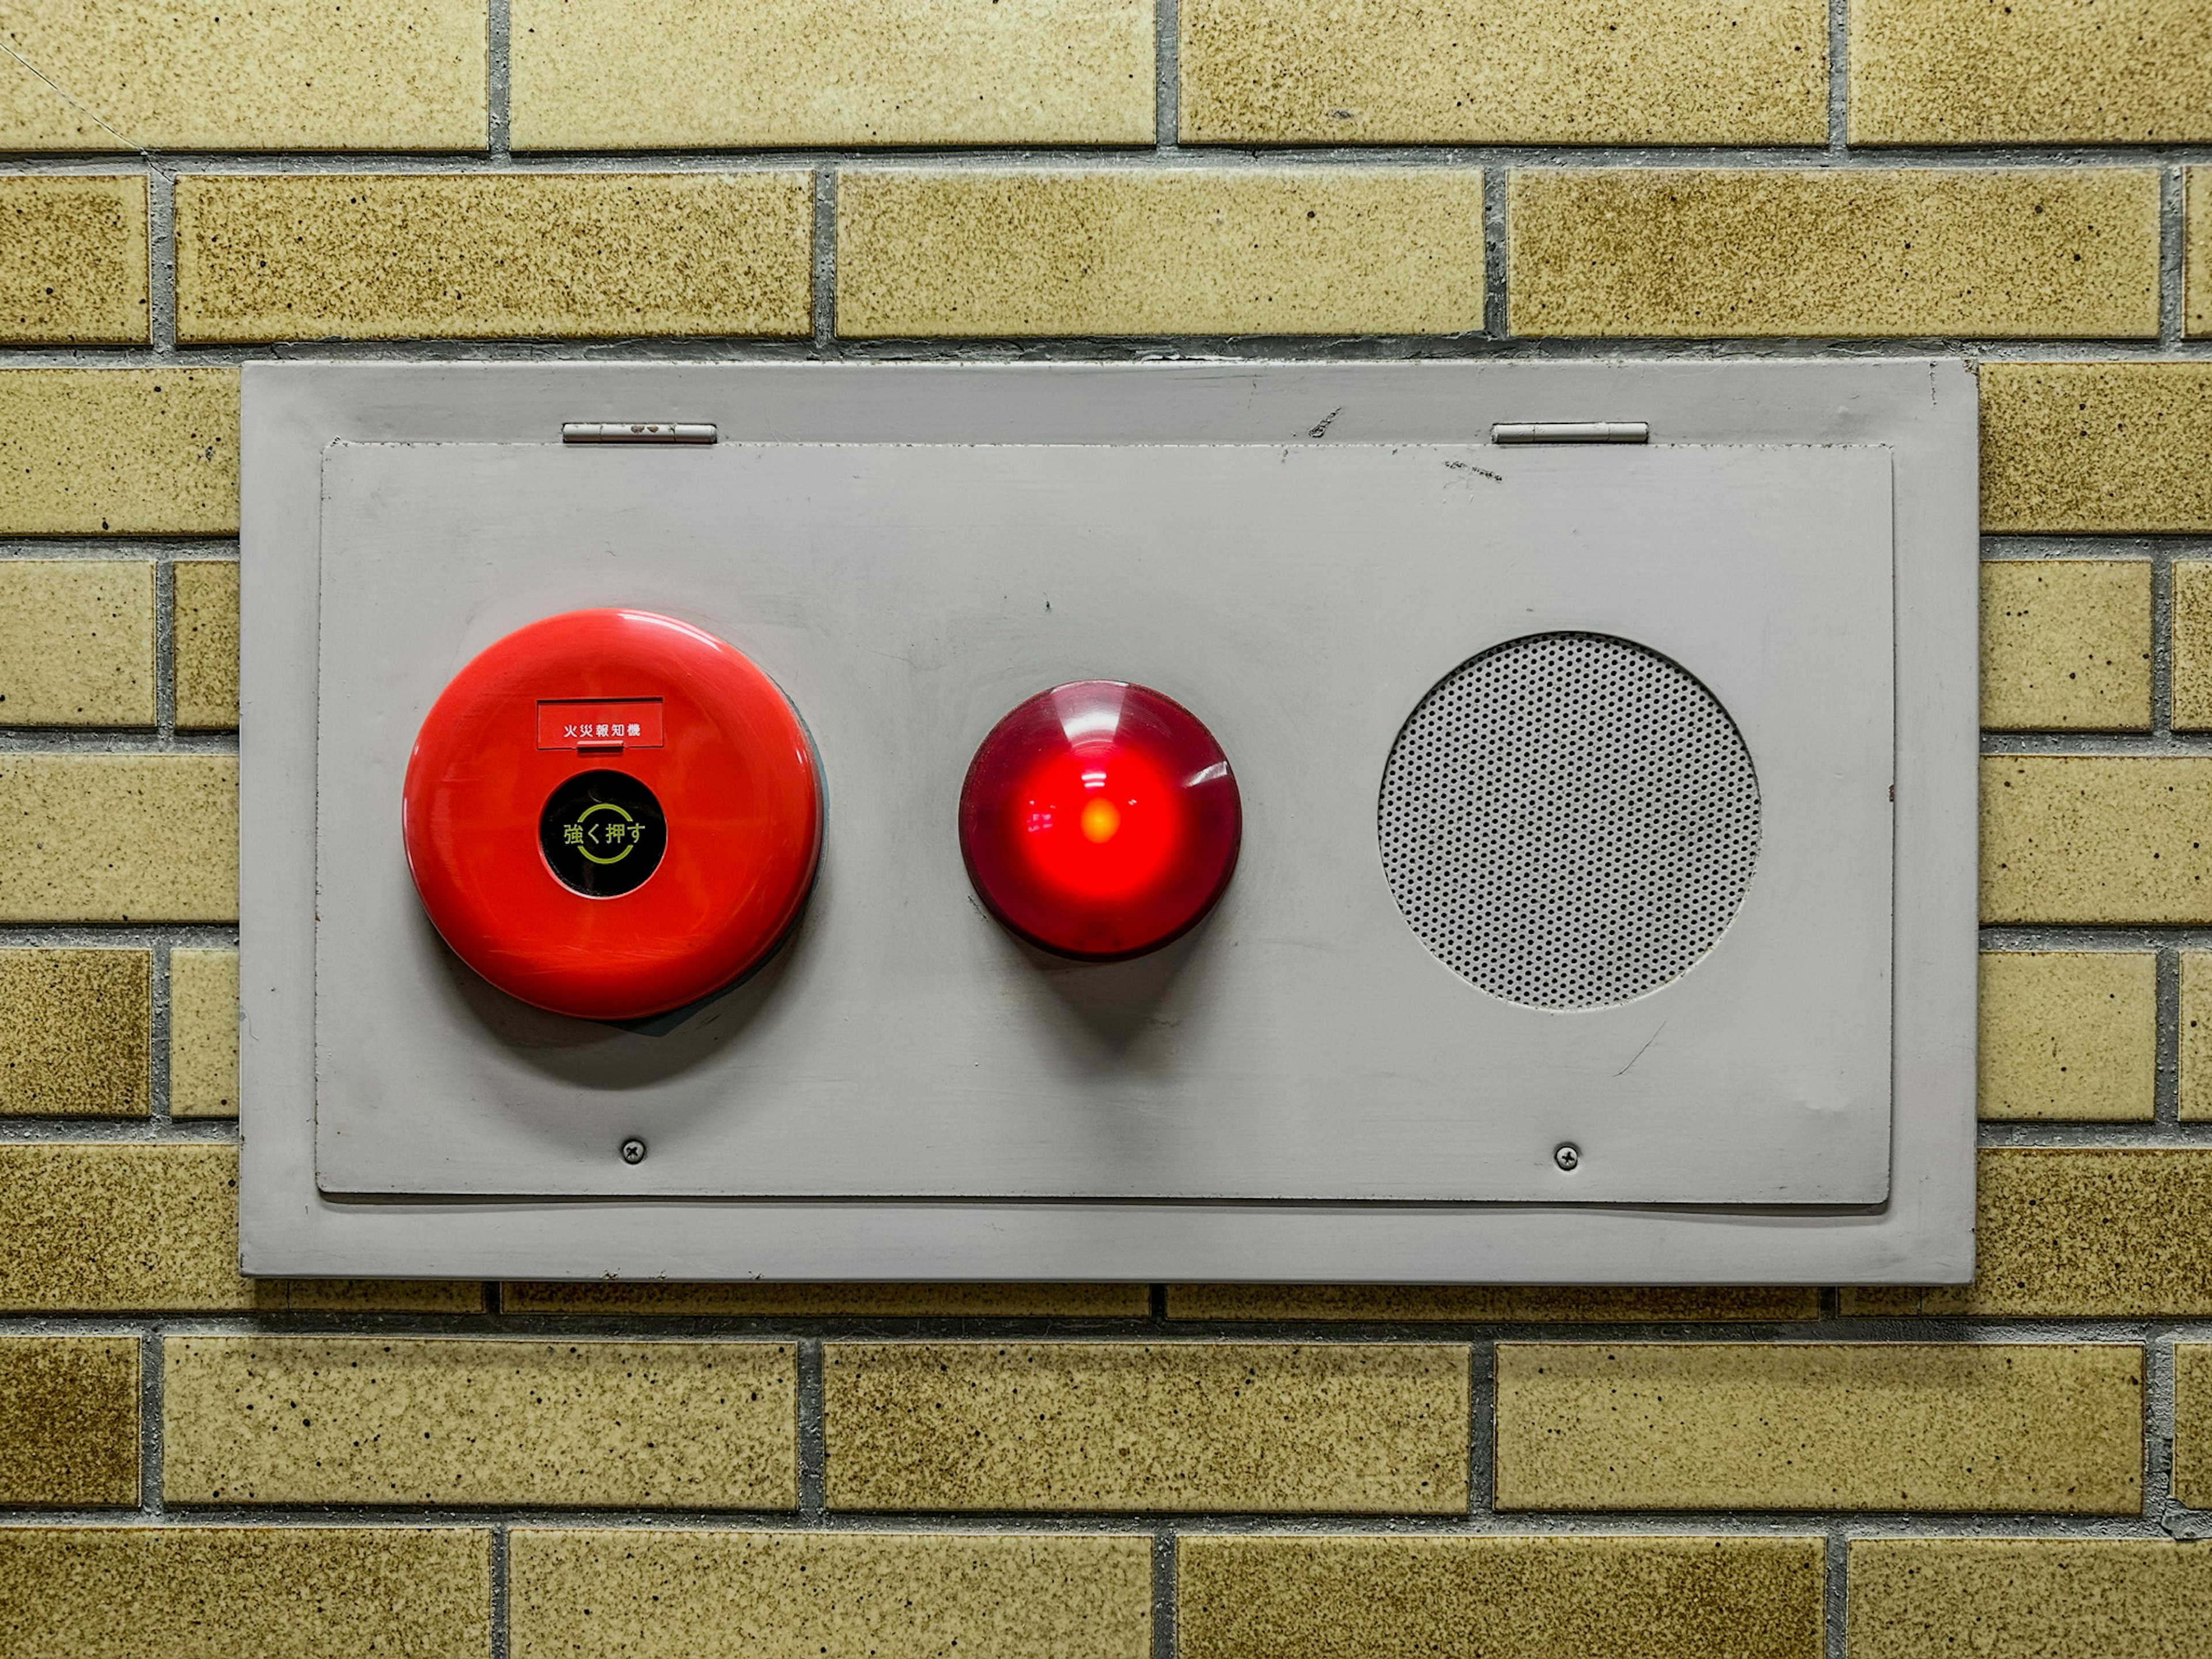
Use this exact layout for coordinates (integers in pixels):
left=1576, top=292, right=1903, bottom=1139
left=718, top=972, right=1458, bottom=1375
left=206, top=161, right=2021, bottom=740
left=240, top=361, right=1976, bottom=1283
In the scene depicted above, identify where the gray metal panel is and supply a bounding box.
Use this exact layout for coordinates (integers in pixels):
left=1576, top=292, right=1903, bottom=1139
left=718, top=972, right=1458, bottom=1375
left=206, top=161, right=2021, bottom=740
left=239, top=361, right=1977, bottom=1282
left=311, top=440, right=1891, bottom=1203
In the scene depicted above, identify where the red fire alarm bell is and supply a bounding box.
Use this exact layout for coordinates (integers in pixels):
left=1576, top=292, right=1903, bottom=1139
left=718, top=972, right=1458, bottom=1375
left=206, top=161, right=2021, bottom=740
left=402, top=608, right=822, bottom=1021
left=959, top=680, right=1242, bottom=960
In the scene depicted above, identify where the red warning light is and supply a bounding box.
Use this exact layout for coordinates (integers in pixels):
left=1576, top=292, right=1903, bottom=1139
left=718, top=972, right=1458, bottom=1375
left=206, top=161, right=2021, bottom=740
left=959, top=681, right=1241, bottom=960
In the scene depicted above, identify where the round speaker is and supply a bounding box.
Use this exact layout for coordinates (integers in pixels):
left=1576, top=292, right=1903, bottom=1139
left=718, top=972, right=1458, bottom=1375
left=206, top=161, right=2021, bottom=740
left=1378, top=632, right=1760, bottom=1009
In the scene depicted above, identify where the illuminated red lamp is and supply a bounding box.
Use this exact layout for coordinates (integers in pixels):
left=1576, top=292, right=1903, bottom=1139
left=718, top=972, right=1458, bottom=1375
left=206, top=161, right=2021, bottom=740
left=403, top=608, right=821, bottom=1022
left=959, top=681, right=1242, bottom=960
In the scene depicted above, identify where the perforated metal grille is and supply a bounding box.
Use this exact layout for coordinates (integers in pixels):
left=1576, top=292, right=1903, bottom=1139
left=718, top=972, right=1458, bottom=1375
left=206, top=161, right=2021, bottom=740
left=1378, top=632, right=1761, bottom=1009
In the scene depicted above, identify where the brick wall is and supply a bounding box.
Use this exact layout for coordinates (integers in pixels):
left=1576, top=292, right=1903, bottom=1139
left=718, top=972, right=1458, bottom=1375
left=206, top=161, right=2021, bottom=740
left=0, top=2, right=2209, bottom=1654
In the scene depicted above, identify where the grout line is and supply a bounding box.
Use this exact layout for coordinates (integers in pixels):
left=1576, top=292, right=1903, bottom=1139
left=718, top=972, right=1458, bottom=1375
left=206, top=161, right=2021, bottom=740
left=149, top=939, right=171, bottom=1126
left=1149, top=1285, right=1169, bottom=1321
left=487, top=0, right=512, bottom=161
left=1155, top=0, right=1180, bottom=151
left=143, top=164, right=176, bottom=354
left=2157, top=948, right=2183, bottom=1128
left=152, top=553, right=176, bottom=740
left=2161, top=165, right=2184, bottom=349
left=1483, top=169, right=1509, bottom=338
left=490, top=1524, right=511, bottom=1659
left=2144, top=1335, right=2178, bottom=1529
left=1152, top=1529, right=1178, bottom=1659
left=140, top=1327, right=164, bottom=1517
left=2152, top=541, right=2175, bottom=737
left=1824, top=1532, right=1848, bottom=1659
left=1827, top=0, right=1850, bottom=153
left=812, top=165, right=837, bottom=351
left=796, top=1338, right=827, bottom=1518
left=1467, top=1342, right=1495, bottom=1513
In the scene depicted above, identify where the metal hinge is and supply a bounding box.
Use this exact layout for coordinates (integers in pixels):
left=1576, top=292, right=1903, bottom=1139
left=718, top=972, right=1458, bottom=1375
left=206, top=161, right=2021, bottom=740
left=562, top=422, right=718, bottom=445
left=1491, top=422, right=1649, bottom=445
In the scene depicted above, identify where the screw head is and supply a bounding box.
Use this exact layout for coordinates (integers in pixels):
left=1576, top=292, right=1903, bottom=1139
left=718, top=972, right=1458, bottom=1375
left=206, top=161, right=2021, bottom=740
left=1552, top=1143, right=1581, bottom=1172
left=620, top=1137, right=647, bottom=1165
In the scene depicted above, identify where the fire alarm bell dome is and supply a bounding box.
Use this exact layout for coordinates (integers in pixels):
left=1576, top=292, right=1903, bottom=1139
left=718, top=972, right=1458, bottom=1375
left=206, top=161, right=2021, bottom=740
left=402, top=608, right=821, bottom=1022
left=959, top=680, right=1242, bottom=961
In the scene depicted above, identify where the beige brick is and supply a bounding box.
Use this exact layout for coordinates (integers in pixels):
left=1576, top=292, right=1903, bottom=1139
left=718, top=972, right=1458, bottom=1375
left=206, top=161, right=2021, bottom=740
left=0, top=176, right=146, bottom=343
left=1978, top=952, right=2155, bottom=1122
left=837, top=168, right=1487, bottom=338
left=1852, top=0, right=2212, bottom=143
left=1980, top=560, right=2151, bottom=730
left=2169, top=561, right=2212, bottom=729
left=0, top=1527, right=490, bottom=1658
left=176, top=173, right=813, bottom=343
left=0, top=754, right=234, bottom=923
left=825, top=1342, right=1467, bottom=1513
left=0, top=2, right=484, bottom=150
left=1983, top=757, right=2212, bottom=924
left=0, top=370, right=237, bottom=536
left=2191, top=171, right=2209, bottom=338
left=1844, top=1151, right=2212, bottom=1319
left=1982, top=363, right=2212, bottom=533
left=506, top=1282, right=1149, bottom=1317
left=0, top=560, right=154, bottom=726
left=0, top=1338, right=138, bottom=1506
left=512, top=0, right=1153, bottom=149
left=168, top=946, right=237, bottom=1119
left=0, top=949, right=148, bottom=1117
left=172, top=559, right=238, bottom=731
left=1495, top=1342, right=2143, bottom=1513
left=1849, top=1539, right=2212, bottom=1659
left=165, top=1337, right=795, bottom=1508
left=1509, top=169, right=2160, bottom=339
left=1168, top=1286, right=1820, bottom=1322
left=512, top=1531, right=1151, bottom=1659
left=2182, top=955, right=2212, bottom=1121
left=2180, top=1346, right=2212, bottom=1507
left=1181, top=1535, right=1825, bottom=1659
left=0, top=1143, right=483, bottom=1313
left=1181, top=0, right=1824, bottom=145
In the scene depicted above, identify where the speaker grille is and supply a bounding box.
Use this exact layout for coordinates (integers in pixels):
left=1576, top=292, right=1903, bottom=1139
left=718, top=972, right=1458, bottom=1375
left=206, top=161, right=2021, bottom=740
left=1378, top=632, right=1761, bottom=1009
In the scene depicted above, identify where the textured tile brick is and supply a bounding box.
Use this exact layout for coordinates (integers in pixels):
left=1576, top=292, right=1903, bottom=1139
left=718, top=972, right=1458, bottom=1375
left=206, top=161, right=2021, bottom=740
left=1978, top=952, right=2155, bottom=1122
left=0, top=755, right=234, bottom=923
left=507, top=1282, right=1149, bottom=1317
left=2191, top=171, right=2209, bottom=338
left=1852, top=0, right=2212, bottom=143
left=2168, top=561, right=2212, bottom=729
left=1983, top=757, right=2212, bottom=924
left=825, top=1342, right=1467, bottom=1513
left=0, top=2, right=485, bottom=150
left=0, top=175, right=146, bottom=343
left=512, top=1531, right=1151, bottom=1659
left=1849, top=1539, right=2212, bottom=1659
left=0, top=560, right=154, bottom=727
left=1844, top=1152, right=2212, bottom=1319
left=0, top=370, right=237, bottom=536
left=1982, top=363, right=2212, bottom=533
left=1180, top=0, right=1825, bottom=145
left=1495, top=1342, right=2143, bottom=1513
left=1509, top=169, right=2160, bottom=339
left=0, top=1143, right=483, bottom=1313
left=1168, top=1286, right=1820, bottom=1322
left=0, top=1527, right=490, bottom=1657
left=1181, top=1535, right=1825, bottom=1659
left=0, top=1338, right=138, bottom=1506
left=0, top=949, right=148, bottom=1118
left=837, top=168, right=1487, bottom=337
left=2180, top=1346, right=2212, bottom=1508
left=176, top=173, right=813, bottom=343
left=165, top=1338, right=796, bottom=1508
left=512, top=0, right=1153, bottom=148
left=1980, top=559, right=2151, bottom=730
left=168, top=946, right=237, bottom=1119
left=172, top=559, right=238, bottom=731
left=2182, top=955, right=2212, bottom=1122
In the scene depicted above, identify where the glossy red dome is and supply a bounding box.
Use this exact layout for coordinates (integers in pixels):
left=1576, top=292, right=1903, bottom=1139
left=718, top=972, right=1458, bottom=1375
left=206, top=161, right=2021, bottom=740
left=959, top=681, right=1241, bottom=960
left=402, top=608, right=821, bottom=1021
